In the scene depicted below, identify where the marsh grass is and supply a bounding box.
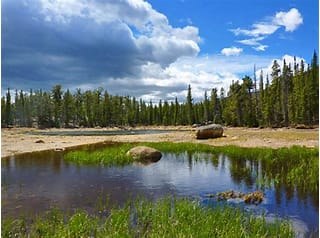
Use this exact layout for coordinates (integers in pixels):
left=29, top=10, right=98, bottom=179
left=146, top=143, right=318, bottom=193
left=64, top=143, right=133, bottom=166
left=2, top=197, right=294, bottom=238
left=64, top=142, right=318, bottom=195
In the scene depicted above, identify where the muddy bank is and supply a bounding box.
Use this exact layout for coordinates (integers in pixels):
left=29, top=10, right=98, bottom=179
left=1, top=126, right=318, bottom=158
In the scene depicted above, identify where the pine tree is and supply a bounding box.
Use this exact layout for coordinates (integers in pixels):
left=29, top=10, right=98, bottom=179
left=186, top=85, right=194, bottom=125
left=1, top=96, right=6, bottom=126
left=203, top=91, right=209, bottom=123
left=174, top=97, right=180, bottom=125
left=219, top=87, right=225, bottom=123
left=270, top=60, right=282, bottom=126
left=63, top=89, right=74, bottom=127
left=74, top=89, right=84, bottom=127
left=242, top=76, right=255, bottom=126
left=210, top=88, right=221, bottom=123
left=5, top=88, right=12, bottom=127
left=281, top=59, right=290, bottom=126
left=310, top=51, right=319, bottom=123
left=258, top=70, right=264, bottom=126
left=52, top=85, right=63, bottom=127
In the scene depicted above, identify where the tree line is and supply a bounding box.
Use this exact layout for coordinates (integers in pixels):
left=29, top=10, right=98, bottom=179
left=2, top=52, right=318, bottom=128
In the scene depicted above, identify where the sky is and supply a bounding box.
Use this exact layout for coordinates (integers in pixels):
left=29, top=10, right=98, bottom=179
left=2, top=0, right=319, bottom=102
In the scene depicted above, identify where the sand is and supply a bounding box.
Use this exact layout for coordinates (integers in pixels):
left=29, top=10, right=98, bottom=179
left=1, top=126, right=318, bottom=158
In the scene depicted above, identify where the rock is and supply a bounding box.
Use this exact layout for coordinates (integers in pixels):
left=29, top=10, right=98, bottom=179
left=196, top=124, right=223, bottom=139
left=35, top=139, right=45, bottom=143
left=216, top=190, right=244, bottom=201
left=54, top=148, right=64, bottom=152
left=243, top=191, right=264, bottom=205
left=211, top=190, right=264, bottom=205
left=126, top=146, right=162, bottom=163
left=295, top=124, right=310, bottom=129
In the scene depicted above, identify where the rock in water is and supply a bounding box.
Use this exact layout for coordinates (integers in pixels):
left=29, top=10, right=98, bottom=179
left=243, top=191, right=264, bottom=205
left=126, top=146, right=162, bottom=163
left=196, top=124, right=223, bottom=139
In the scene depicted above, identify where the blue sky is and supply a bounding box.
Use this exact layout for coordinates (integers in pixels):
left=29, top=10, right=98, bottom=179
left=2, top=0, right=319, bottom=101
left=149, top=0, right=318, bottom=58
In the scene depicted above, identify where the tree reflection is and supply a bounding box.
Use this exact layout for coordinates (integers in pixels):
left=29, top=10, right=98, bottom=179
left=229, top=158, right=254, bottom=186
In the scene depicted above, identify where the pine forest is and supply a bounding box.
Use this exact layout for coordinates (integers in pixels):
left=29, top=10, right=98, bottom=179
left=2, top=52, right=318, bottom=129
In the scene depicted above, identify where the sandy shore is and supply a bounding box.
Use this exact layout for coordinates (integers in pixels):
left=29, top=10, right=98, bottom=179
left=1, top=126, right=318, bottom=158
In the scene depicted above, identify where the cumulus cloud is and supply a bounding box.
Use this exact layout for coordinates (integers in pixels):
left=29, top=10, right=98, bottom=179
left=3, top=0, right=304, bottom=103
left=231, top=8, right=303, bottom=51
left=88, top=54, right=274, bottom=102
left=38, top=0, right=200, bottom=67
left=2, top=0, right=200, bottom=91
left=274, top=8, right=303, bottom=32
left=221, top=47, right=243, bottom=56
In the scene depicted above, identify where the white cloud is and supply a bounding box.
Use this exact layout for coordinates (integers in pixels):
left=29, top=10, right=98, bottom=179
left=274, top=8, right=303, bottom=32
left=231, top=8, right=303, bottom=51
left=230, top=24, right=279, bottom=37
left=38, top=0, right=200, bottom=67
left=237, top=36, right=265, bottom=46
left=107, top=54, right=275, bottom=102
left=237, top=37, right=267, bottom=51
left=253, top=45, right=268, bottom=52
left=221, top=47, right=243, bottom=56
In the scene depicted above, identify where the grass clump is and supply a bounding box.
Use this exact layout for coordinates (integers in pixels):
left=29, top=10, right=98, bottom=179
left=2, top=197, right=294, bottom=238
left=64, top=143, right=134, bottom=166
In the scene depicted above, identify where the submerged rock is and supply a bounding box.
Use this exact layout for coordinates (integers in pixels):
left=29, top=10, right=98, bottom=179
left=127, top=146, right=162, bottom=163
left=209, top=190, right=264, bottom=205
left=216, top=190, right=244, bottom=201
left=243, top=191, right=264, bottom=205
left=196, top=124, right=223, bottom=139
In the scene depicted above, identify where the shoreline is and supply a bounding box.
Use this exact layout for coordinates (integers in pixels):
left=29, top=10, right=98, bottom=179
left=1, top=126, right=318, bottom=158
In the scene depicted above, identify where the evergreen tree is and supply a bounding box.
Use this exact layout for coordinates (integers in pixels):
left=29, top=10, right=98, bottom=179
left=63, top=89, right=74, bottom=127
left=52, top=85, right=63, bottom=127
left=270, top=60, right=282, bottom=126
left=281, top=59, right=290, bottom=126
left=5, top=88, right=12, bottom=126
left=203, top=91, right=209, bottom=122
left=186, top=85, right=194, bottom=125
left=310, top=51, right=319, bottom=123
left=258, top=70, right=264, bottom=125
left=1, top=96, right=6, bottom=126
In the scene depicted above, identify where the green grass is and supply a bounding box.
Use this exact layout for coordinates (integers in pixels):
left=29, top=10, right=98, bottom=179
left=2, top=197, right=294, bottom=238
left=64, top=143, right=134, bottom=166
left=64, top=142, right=318, bottom=195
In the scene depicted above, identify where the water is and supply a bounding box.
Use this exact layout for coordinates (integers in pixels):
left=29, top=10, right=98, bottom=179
left=2, top=149, right=318, bottom=236
left=27, top=129, right=183, bottom=136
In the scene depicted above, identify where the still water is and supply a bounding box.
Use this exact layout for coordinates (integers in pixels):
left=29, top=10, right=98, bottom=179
left=27, top=129, right=182, bottom=136
left=2, top=148, right=318, bottom=236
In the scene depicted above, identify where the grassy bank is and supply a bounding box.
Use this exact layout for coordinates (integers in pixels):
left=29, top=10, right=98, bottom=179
left=2, top=197, right=294, bottom=238
left=64, top=142, right=318, bottom=195
left=147, top=142, right=319, bottom=195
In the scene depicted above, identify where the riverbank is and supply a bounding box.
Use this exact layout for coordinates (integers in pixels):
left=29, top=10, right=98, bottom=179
left=1, top=126, right=318, bottom=158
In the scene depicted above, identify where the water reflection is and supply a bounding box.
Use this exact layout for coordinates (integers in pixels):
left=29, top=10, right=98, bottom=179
left=1, top=149, right=318, bottom=234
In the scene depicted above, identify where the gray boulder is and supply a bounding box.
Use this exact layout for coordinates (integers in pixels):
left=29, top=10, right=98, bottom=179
left=196, top=124, right=223, bottom=139
left=127, top=146, right=162, bottom=163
